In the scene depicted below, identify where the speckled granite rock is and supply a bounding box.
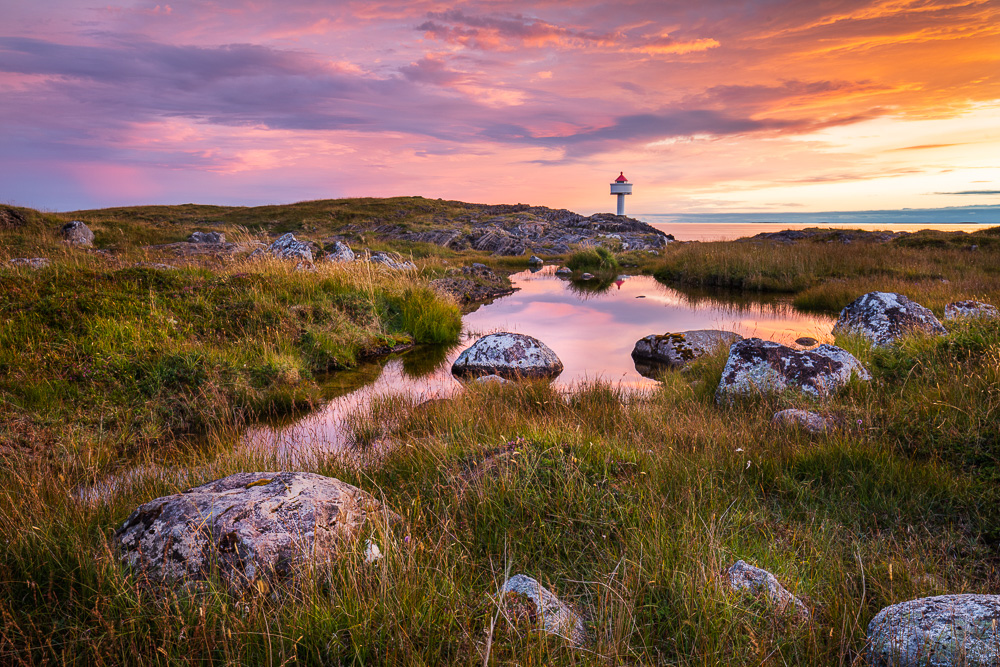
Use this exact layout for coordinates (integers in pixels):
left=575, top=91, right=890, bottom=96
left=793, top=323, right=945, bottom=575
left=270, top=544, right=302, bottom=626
left=944, top=300, right=999, bottom=321
left=716, top=338, right=870, bottom=402
left=632, top=330, right=742, bottom=368
left=61, top=220, right=94, bottom=246
left=452, top=332, right=563, bottom=379
left=115, top=471, right=399, bottom=585
left=868, top=594, right=1000, bottom=666
left=772, top=409, right=831, bottom=434
left=833, top=292, right=946, bottom=347
left=269, top=233, right=314, bottom=264
left=724, top=560, right=810, bottom=621
left=501, top=574, right=587, bottom=645
left=324, top=241, right=355, bottom=263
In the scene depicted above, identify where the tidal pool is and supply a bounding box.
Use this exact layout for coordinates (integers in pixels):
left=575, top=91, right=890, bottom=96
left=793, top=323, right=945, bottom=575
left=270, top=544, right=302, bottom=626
left=246, top=267, right=835, bottom=455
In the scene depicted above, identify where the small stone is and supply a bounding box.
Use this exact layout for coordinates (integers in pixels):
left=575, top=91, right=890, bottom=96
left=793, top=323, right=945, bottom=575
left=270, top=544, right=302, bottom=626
left=369, top=251, right=416, bottom=271
left=795, top=336, right=819, bottom=347
left=452, top=332, right=563, bottom=380
left=528, top=255, right=543, bottom=265
left=501, top=574, right=587, bottom=645
left=324, top=241, right=355, bottom=263
left=363, top=540, right=382, bottom=564
left=944, top=300, right=999, bottom=321
left=724, top=560, right=810, bottom=621
left=833, top=292, right=946, bottom=347
left=580, top=272, right=594, bottom=280
left=555, top=266, right=572, bottom=276
left=60, top=220, right=94, bottom=246
left=188, top=231, right=225, bottom=244
left=772, top=409, right=830, bottom=434
left=8, top=257, right=50, bottom=269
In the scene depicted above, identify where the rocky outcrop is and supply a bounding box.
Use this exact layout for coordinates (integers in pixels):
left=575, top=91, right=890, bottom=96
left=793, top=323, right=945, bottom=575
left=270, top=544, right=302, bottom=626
left=115, top=471, right=399, bottom=585
left=632, top=330, right=742, bottom=369
left=269, top=233, right=314, bottom=264
left=868, top=594, right=1000, bottom=666
left=501, top=574, right=587, bottom=645
left=188, top=231, right=225, bottom=244
left=716, top=338, right=870, bottom=401
left=833, top=292, right=947, bottom=347
left=430, top=264, right=514, bottom=304
left=8, top=257, right=50, bottom=269
left=369, top=251, right=416, bottom=271
left=452, top=333, right=563, bottom=379
left=772, top=409, right=831, bottom=434
left=944, top=300, right=999, bottom=321
left=724, top=560, right=810, bottom=621
left=742, top=228, right=907, bottom=244
left=61, top=220, right=94, bottom=246
left=324, top=241, right=355, bottom=263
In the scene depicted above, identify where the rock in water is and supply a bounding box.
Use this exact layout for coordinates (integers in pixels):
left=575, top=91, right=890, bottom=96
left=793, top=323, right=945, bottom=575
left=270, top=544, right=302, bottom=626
left=115, top=471, right=399, bottom=585
left=555, top=266, right=572, bottom=276
left=60, top=220, right=94, bottom=246
left=724, top=560, right=810, bottom=621
left=944, top=300, right=999, bottom=321
left=528, top=255, right=543, bottom=266
left=452, top=332, right=563, bottom=379
left=324, top=241, right=355, bottom=263
left=632, top=330, right=742, bottom=368
left=868, top=595, right=1000, bottom=666
left=833, top=292, right=946, bottom=347
left=188, top=231, right=225, bottom=244
left=772, top=409, right=830, bottom=434
left=501, top=574, right=587, bottom=645
left=716, top=338, right=870, bottom=402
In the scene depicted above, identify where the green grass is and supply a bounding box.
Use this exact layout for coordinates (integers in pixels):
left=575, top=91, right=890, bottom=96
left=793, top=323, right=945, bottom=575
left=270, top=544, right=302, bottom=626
left=566, top=246, right=620, bottom=273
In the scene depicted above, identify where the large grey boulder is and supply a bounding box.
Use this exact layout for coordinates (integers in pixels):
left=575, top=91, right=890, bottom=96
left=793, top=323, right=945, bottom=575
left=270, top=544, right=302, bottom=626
left=868, top=594, right=1000, bottom=666
left=324, top=241, right=355, bottom=263
left=501, top=574, right=587, bottom=645
left=716, top=338, right=870, bottom=401
left=269, top=233, right=314, bottom=264
left=944, top=300, right=999, bottom=321
left=60, top=220, right=94, bottom=246
left=452, top=332, right=563, bottom=380
left=833, top=292, right=946, bottom=347
left=188, top=231, right=225, bottom=244
left=772, top=409, right=831, bottom=434
left=632, top=330, right=742, bottom=368
left=724, top=560, right=810, bottom=621
left=115, top=471, right=398, bottom=585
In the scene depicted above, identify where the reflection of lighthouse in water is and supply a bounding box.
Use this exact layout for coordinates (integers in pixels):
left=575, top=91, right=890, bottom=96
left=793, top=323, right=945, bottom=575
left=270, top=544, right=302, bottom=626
left=610, top=171, right=632, bottom=216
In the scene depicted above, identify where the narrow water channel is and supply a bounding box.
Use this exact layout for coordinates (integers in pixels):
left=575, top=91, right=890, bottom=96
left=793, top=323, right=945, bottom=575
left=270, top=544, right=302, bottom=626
left=245, top=267, right=836, bottom=456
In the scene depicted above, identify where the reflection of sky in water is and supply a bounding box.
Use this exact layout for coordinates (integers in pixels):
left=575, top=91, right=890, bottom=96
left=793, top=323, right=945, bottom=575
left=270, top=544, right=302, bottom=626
left=247, top=267, right=835, bottom=456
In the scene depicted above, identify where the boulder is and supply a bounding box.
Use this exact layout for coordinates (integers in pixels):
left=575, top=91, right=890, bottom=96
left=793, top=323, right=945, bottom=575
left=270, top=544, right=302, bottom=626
left=944, top=300, right=999, bottom=321
left=188, top=231, right=225, bottom=244
left=833, top=292, right=946, bottom=347
left=269, top=233, right=314, bottom=264
left=60, top=220, right=94, bottom=246
left=501, top=574, right=587, bottom=645
left=324, top=241, right=355, bottom=263
left=772, top=409, right=830, bottom=434
left=8, top=257, right=50, bottom=269
left=115, top=471, right=399, bottom=585
left=868, top=594, right=1000, bottom=666
left=369, top=251, right=416, bottom=271
left=528, top=255, right=543, bottom=266
left=632, top=330, right=742, bottom=368
left=724, top=560, right=810, bottom=621
left=452, top=332, right=563, bottom=380
left=716, top=338, right=870, bottom=402
left=555, top=266, right=572, bottom=277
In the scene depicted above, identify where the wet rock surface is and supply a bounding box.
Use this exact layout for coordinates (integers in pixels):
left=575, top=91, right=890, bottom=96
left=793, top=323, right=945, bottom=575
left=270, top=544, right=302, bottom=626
left=188, top=231, right=225, bottom=244
left=833, top=292, right=946, bottom=347
left=452, top=332, right=563, bottom=379
left=724, top=560, right=810, bottom=621
left=717, top=338, right=870, bottom=401
left=61, top=220, right=94, bottom=246
left=772, top=409, right=831, bottom=434
left=944, top=300, right=999, bottom=321
left=501, top=574, right=587, bottom=645
left=632, top=330, right=742, bottom=368
left=868, top=594, right=1000, bottom=666
left=115, top=471, right=399, bottom=585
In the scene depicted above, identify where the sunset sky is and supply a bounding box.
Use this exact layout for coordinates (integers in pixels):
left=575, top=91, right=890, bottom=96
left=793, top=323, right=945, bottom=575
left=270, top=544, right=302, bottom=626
left=1, top=0, right=999, bottom=215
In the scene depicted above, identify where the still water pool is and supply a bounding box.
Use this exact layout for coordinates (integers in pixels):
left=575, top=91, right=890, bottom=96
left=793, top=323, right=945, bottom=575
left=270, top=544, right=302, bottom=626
left=246, top=267, right=835, bottom=456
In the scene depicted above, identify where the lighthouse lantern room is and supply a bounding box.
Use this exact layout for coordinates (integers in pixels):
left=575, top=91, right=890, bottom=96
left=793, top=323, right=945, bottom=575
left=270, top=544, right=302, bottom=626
left=610, top=172, right=632, bottom=216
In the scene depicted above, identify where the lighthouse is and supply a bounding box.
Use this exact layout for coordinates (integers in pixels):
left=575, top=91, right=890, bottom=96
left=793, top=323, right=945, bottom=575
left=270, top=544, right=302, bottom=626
left=610, top=171, right=632, bottom=216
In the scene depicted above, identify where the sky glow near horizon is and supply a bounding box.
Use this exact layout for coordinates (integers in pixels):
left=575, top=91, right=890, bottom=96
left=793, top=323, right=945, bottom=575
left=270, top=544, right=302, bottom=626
left=1, top=0, right=999, bottom=215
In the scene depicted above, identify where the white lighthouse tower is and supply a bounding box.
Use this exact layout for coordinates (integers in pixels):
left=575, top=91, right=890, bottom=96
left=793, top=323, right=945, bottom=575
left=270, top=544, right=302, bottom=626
left=610, top=171, right=632, bottom=216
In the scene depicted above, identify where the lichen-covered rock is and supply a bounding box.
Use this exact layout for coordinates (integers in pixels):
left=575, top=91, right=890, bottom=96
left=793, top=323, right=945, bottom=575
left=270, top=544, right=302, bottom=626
left=188, top=231, right=225, bottom=244
left=115, top=471, right=399, bottom=585
left=772, top=409, right=830, bottom=434
left=716, top=338, right=870, bottom=401
left=501, top=574, right=587, bottom=645
left=724, top=560, right=810, bottom=621
left=8, top=257, right=50, bottom=269
left=60, top=220, right=94, bottom=246
left=475, top=374, right=509, bottom=385
left=452, top=332, right=563, bottom=379
left=868, top=595, right=1000, bottom=666
left=269, top=233, right=314, bottom=264
left=369, top=251, right=416, bottom=270
left=632, top=330, right=742, bottom=368
left=324, top=241, right=355, bottom=263
left=833, top=292, right=946, bottom=347
left=944, top=300, right=999, bottom=321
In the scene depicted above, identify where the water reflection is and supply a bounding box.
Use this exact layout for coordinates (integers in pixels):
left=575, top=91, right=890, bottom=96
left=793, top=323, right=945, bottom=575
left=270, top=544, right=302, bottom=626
left=246, top=266, right=835, bottom=456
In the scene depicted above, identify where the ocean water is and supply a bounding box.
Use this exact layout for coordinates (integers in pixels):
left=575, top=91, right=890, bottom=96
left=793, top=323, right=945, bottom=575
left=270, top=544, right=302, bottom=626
left=643, top=221, right=999, bottom=242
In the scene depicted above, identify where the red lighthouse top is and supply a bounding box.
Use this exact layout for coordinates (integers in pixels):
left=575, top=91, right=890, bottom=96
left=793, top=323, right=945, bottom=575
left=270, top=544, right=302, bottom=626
left=615, top=172, right=628, bottom=183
